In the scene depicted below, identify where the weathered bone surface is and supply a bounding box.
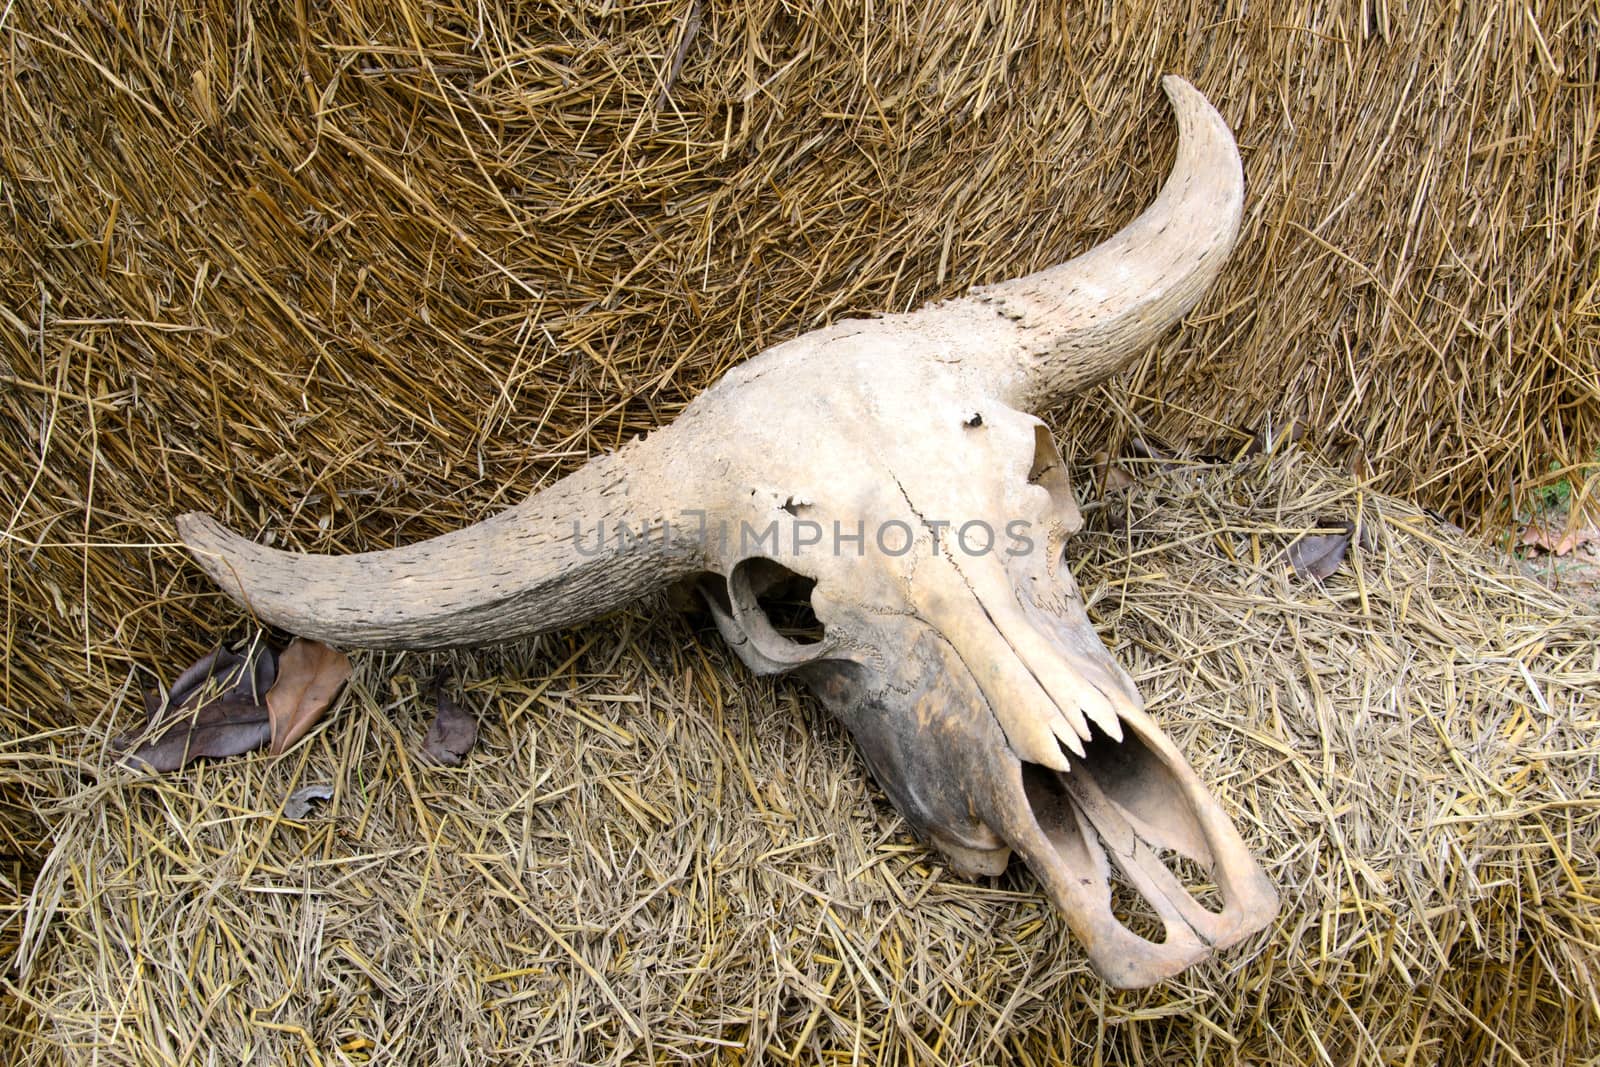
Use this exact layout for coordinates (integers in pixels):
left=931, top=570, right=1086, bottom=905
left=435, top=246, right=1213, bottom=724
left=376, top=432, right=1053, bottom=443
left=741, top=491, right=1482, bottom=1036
left=178, top=77, right=1278, bottom=988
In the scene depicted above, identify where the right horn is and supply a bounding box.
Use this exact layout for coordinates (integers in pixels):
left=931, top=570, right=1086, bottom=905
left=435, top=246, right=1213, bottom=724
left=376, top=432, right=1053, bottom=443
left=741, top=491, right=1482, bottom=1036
left=177, top=434, right=701, bottom=650
left=924, top=76, right=1245, bottom=406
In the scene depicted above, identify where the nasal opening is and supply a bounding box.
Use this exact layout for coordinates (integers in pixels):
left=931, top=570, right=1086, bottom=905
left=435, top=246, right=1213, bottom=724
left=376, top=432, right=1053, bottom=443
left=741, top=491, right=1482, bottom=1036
left=1072, top=716, right=1212, bottom=873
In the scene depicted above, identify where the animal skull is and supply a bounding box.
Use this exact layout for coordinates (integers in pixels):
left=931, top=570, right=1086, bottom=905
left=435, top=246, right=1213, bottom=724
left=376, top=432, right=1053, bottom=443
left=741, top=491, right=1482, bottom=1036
left=178, top=77, right=1277, bottom=988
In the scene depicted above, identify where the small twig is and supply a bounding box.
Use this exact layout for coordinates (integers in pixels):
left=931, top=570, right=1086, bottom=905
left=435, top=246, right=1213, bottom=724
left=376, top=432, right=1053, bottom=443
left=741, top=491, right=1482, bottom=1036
left=655, top=0, right=703, bottom=111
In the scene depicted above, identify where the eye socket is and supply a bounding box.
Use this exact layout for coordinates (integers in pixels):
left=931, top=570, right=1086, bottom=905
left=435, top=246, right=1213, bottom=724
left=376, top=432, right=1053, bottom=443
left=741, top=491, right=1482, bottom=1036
left=731, top=557, right=825, bottom=647
left=701, top=557, right=833, bottom=675
left=1027, top=424, right=1071, bottom=493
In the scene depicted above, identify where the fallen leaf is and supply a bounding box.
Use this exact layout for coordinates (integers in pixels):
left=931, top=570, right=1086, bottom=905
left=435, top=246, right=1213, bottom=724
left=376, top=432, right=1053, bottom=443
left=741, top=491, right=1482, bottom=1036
left=1425, top=508, right=1465, bottom=536
left=1287, top=519, right=1357, bottom=580
left=1092, top=450, right=1136, bottom=493
left=283, top=784, right=334, bottom=820
left=1520, top=510, right=1600, bottom=557
left=121, top=697, right=271, bottom=772
left=1128, top=433, right=1228, bottom=468
left=156, top=645, right=236, bottom=714
left=419, top=677, right=479, bottom=766
left=117, top=642, right=278, bottom=772
left=1128, top=435, right=1177, bottom=467
left=145, top=643, right=277, bottom=722
left=266, top=639, right=352, bottom=754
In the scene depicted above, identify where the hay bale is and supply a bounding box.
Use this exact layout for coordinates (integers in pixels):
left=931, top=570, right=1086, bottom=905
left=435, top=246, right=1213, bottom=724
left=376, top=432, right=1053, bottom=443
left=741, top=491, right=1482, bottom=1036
left=10, top=454, right=1600, bottom=1064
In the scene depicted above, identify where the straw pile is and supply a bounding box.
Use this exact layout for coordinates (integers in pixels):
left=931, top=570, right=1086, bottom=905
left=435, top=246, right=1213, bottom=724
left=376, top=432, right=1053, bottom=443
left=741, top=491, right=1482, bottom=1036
left=8, top=452, right=1600, bottom=1063
left=3, top=0, right=1598, bottom=1062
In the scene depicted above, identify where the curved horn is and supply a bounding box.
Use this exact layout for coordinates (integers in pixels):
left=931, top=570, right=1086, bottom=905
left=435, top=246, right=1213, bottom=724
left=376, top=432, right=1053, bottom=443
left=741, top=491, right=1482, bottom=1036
left=928, top=75, right=1244, bottom=406
left=177, top=437, right=699, bottom=649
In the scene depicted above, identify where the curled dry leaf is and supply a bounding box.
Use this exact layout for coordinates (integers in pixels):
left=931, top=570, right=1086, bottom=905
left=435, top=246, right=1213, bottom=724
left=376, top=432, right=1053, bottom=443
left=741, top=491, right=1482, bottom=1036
left=266, top=639, right=352, bottom=755
left=419, top=677, right=479, bottom=766
left=283, top=784, right=334, bottom=820
left=1092, top=450, right=1137, bottom=493
left=1519, top=507, right=1600, bottom=557
left=116, top=642, right=278, bottom=772
left=166, top=644, right=276, bottom=708
left=1287, top=519, right=1357, bottom=581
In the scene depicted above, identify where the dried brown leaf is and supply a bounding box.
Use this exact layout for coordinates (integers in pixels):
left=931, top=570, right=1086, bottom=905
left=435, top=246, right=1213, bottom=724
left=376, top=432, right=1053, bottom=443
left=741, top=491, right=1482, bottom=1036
left=1520, top=513, right=1600, bottom=557
left=1287, top=520, right=1357, bottom=580
left=1092, top=450, right=1136, bottom=493
left=1128, top=435, right=1177, bottom=467
left=146, top=643, right=277, bottom=722
left=117, top=642, right=278, bottom=772
left=420, top=679, right=479, bottom=767
left=120, top=697, right=272, bottom=773
left=266, top=639, right=351, bottom=755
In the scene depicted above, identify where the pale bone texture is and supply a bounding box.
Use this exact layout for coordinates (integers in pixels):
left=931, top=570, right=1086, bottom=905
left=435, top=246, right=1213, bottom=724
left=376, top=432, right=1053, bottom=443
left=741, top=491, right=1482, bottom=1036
left=179, top=76, right=1277, bottom=988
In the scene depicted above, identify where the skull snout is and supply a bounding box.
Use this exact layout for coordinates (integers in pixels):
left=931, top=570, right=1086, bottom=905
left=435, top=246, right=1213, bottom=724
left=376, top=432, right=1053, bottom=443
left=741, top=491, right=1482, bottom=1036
left=835, top=576, right=1277, bottom=986
left=698, top=550, right=1276, bottom=988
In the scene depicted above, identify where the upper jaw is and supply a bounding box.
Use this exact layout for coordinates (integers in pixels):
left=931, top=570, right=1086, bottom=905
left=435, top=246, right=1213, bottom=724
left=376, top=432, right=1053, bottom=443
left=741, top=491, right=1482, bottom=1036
left=953, top=592, right=1280, bottom=986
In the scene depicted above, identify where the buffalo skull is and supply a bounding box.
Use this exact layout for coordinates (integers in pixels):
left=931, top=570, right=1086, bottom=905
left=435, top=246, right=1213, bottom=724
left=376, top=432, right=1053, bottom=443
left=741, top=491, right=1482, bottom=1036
left=179, top=77, right=1277, bottom=988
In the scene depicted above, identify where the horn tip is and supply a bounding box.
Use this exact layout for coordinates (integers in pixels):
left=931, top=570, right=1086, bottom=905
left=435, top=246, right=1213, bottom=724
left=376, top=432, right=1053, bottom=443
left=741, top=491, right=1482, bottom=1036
left=1164, top=73, right=1203, bottom=99
left=175, top=511, right=227, bottom=553
left=1158, top=75, right=1234, bottom=149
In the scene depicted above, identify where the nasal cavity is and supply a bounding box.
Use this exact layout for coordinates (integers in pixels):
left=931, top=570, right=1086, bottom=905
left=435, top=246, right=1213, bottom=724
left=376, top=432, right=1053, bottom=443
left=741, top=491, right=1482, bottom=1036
left=1075, top=719, right=1225, bottom=917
